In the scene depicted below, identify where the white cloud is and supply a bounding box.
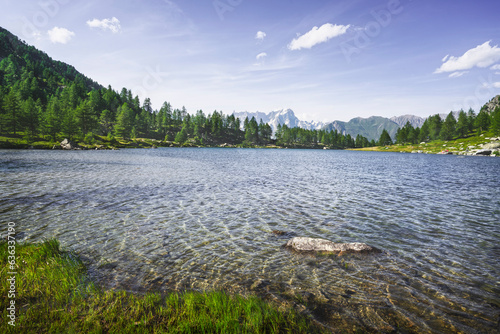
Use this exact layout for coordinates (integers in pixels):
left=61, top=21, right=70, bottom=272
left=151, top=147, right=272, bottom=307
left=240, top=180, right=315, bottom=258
left=435, top=41, right=500, bottom=73
left=256, top=52, right=267, bottom=60
left=87, top=17, right=122, bottom=33
left=449, top=71, right=467, bottom=78
left=484, top=82, right=500, bottom=88
left=255, top=31, right=266, bottom=41
left=48, top=27, right=75, bottom=44
left=491, top=64, right=500, bottom=70
left=442, top=54, right=449, bottom=62
left=288, top=23, right=350, bottom=51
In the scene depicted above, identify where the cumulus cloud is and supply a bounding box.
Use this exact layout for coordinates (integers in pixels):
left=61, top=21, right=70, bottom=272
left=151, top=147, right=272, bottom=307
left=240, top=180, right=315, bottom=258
left=449, top=71, right=467, bottom=78
left=48, top=27, right=75, bottom=44
left=288, top=23, right=350, bottom=51
left=491, top=64, right=500, bottom=70
left=435, top=41, right=500, bottom=73
left=256, top=52, right=267, bottom=60
left=87, top=17, right=122, bottom=33
left=255, top=31, right=266, bottom=41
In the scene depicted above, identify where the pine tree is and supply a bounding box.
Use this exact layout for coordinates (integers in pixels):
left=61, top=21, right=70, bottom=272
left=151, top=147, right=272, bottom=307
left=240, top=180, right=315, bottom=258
left=429, top=114, right=442, bottom=140
left=175, top=125, right=188, bottom=143
left=3, top=89, right=21, bottom=135
left=98, top=110, right=114, bottom=136
left=62, top=108, right=78, bottom=140
left=419, top=119, right=430, bottom=142
left=75, top=100, right=96, bottom=135
left=22, top=97, right=40, bottom=138
left=114, top=103, right=133, bottom=138
left=244, top=116, right=259, bottom=144
left=467, top=108, right=476, bottom=133
left=456, top=110, right=468, bottom=138
left=378, top=129, right=392, bottom=146
left=440, top=112, right=456, bottom=140
left=475, top=110, right=491, bottom=134
left=43, top=96, right=62, bottom=141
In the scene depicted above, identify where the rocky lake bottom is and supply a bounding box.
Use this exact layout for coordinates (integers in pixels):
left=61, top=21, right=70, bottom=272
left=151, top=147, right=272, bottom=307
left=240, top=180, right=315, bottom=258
left=1, top=148, right=499, bottom=333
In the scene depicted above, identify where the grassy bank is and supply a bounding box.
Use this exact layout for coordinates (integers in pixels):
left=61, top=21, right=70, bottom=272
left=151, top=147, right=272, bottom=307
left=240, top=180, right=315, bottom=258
left=351, top=130, right=500, bottom=155
left=0, top=239, right=325, bottom=333
left=0, top=133, right=174, bottom=150
left=0, top=132, right=340, bottom=150
left=0, top=133, right=273, bottom=150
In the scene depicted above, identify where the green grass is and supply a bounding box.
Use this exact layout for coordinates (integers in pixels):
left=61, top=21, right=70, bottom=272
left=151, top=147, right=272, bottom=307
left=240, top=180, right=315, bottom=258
left=0, top=239, right=325, bottom=333
left=0, top=132, right=171, bottom=150
left=352, top=130, right=499, bottom=154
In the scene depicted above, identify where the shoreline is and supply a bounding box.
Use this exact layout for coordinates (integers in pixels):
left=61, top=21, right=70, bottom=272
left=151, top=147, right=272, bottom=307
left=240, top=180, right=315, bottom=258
left=0, top=239, right=326, bottom=333
left=1, top=132, right=499, bottom=156
left=0, top=136, right=347, bottom=151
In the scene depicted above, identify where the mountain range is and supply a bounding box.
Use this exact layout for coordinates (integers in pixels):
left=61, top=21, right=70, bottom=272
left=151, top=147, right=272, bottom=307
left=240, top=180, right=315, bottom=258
left=1, top=25, right=495, bottom=144
left=233, top=109, right=427, bottom=141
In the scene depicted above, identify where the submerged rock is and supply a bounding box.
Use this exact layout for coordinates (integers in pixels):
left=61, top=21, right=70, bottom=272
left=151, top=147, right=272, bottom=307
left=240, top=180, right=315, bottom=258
left=285, top=237, right=378, bottom=253
left=271, top=230, right=297, bottom=238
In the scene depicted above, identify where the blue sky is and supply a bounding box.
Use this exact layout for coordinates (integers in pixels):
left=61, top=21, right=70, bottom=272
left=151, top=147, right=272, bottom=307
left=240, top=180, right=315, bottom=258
left=1, top=0, right=500, bottom=122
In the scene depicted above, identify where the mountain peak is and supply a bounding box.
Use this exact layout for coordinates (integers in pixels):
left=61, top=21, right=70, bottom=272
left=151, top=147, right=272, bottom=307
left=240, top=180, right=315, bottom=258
left=233, top=109, right=326, bottom=133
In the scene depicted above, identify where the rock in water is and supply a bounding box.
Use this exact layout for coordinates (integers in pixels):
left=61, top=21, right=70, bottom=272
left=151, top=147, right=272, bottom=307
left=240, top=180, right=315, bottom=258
left=285, top=237, right=378, bottom=253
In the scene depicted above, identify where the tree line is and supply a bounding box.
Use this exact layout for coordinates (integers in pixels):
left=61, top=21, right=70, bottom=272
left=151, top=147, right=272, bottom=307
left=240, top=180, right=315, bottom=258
left=0, top=28, right=375, bottom=148
left=275, top=124, right=374, bottom=148
left=389, top=108, right=500, bottom=145
left=2, top=27, right=498, bottom=149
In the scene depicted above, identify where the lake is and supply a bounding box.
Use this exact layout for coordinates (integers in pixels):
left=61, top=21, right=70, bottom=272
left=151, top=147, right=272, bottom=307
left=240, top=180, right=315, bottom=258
left=1, top=148, right=499, bottom=333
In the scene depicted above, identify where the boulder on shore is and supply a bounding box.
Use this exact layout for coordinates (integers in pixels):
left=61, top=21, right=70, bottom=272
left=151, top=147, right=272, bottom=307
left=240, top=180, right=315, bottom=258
left=60, top=138, right=77, bottom=150
left=285, top=237, right=379, bottom=253
left=480, top=142, right=500, bottom=150
left=475, top=149, right=492, bottom=156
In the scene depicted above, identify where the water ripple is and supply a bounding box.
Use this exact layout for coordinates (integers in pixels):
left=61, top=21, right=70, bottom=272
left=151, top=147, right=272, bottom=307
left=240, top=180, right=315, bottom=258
left=0, top=148, right=499, bottom=333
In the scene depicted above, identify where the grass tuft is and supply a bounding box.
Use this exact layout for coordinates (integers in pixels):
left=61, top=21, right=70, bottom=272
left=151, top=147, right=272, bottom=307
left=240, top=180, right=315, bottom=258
left=0, top=239, right=326, bottom=333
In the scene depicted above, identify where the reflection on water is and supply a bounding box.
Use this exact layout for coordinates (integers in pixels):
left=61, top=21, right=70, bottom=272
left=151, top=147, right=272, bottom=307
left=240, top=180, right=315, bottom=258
left=1, top=148, right=499, bottom=333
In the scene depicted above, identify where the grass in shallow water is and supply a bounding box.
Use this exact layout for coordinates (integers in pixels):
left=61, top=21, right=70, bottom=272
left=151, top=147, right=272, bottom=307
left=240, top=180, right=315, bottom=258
left=0, top=239, right=325, bottom=333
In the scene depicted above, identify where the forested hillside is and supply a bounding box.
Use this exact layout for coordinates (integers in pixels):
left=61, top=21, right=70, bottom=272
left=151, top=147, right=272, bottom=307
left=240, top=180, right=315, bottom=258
left=0, top=26, right=373, bottom=149
left=390, top=105, right=500, bottom=146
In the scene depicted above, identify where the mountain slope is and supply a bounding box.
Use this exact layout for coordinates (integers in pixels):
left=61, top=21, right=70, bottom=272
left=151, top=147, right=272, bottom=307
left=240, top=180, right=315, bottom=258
left=322, top=116, right=401, bottom=141
left=482, top=95, right=500, bottom=113
left=390, top=115, right=425, bottom=128
left=0, top=26, right=101, bottom=100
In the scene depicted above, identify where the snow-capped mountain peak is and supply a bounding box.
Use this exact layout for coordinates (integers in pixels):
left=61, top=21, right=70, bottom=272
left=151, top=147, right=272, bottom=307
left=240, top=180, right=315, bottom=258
left=233, top=109, right=326, bottom=133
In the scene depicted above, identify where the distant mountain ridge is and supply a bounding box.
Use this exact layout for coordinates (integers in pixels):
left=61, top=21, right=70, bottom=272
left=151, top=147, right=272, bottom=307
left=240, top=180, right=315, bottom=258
left=232, top=95, right=500, bottom=142
left=390, top=115, right=425, bottom=128
left=233, top=109, right=426, bottom=141
left=233, top=109, right=327, bottom=132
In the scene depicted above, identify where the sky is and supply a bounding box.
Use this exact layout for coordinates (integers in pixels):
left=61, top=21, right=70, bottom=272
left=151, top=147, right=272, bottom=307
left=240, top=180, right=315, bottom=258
left=1, top=0, right=500, bottom=122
